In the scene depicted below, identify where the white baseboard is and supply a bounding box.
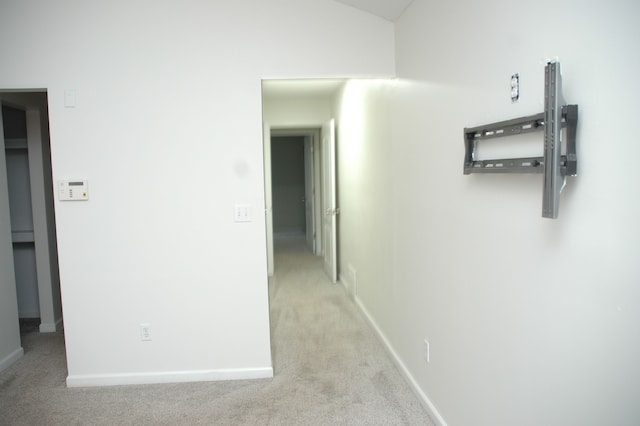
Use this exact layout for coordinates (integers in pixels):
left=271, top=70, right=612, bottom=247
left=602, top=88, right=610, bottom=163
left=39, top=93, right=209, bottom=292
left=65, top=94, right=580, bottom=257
left=354, top=296, right=448, bottom=426
left=40, top=317, right=63, bottom=333
left=66, top=366, right=274, bottom=388
left=0, top=347, right=24, bottom=373
left=274, top=232, right=305, bottom=240
left=338, top=273, right=354, bottom=299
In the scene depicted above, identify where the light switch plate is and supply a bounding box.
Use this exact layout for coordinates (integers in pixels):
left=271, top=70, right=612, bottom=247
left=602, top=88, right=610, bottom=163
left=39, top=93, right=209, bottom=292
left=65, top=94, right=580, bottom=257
left=234, top=204, right=252, bottom=222
left=64, top=89, right=76, bottom=108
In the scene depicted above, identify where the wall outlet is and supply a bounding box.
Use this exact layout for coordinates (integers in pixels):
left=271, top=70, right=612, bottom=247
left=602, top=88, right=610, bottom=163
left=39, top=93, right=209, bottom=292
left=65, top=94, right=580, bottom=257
left=140, top=323, right=152, bottom=341
left=424, top=338, right=430, bottom=363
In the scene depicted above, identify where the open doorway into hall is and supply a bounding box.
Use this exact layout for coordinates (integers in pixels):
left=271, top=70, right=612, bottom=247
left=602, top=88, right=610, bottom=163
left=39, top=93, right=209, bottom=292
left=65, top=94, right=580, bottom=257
left=0, top=91, right=63, bottom=340
left=262, top=79, right=342, bottom=281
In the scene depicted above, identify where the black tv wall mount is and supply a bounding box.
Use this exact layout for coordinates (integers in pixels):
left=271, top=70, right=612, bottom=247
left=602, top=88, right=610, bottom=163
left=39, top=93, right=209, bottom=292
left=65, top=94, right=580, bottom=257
left=463, top=61, right=578, bottom=218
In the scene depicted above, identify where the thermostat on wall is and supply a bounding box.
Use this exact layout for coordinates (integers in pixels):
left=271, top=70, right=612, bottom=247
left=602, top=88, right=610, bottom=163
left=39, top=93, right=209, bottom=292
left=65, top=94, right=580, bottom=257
left=58, top=179, right=89, bottom=201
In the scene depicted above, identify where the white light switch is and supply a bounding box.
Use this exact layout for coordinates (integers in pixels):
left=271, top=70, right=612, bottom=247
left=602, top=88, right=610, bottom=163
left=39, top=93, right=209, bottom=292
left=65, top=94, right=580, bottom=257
left=64, top=89, right=76, bottom=108
left=234, top=204, right=252, bottom=222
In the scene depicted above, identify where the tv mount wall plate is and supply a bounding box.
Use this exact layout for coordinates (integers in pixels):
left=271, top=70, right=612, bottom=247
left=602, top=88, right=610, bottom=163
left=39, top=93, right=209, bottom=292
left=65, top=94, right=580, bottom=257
left=463, top=61, right=578, bottom=218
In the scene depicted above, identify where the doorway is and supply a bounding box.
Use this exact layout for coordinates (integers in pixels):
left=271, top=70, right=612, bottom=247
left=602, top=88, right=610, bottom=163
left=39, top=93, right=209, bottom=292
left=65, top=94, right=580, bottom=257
left=262, top=79, right=343, bottom=280
left=271, top=135, right=308, bottom=239
left=270, top=131, right=321, bottom=251
left=0, top=91, right=62, bottom=338
left=264, top=126, right=324, bottom=276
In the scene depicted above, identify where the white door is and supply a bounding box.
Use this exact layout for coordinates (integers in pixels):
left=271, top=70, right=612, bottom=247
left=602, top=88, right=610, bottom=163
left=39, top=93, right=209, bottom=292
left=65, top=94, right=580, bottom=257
left=263, top=122, right=274, bottom=276
left=304, top=136, right=315, bottom=253
left=322, top=119, right=337, bottom=283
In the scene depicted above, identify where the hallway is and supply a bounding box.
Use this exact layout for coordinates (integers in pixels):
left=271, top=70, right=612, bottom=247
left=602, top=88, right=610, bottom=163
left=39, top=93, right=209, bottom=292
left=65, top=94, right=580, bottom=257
left=266, top=237, right=433, bottom=424
left=0, top=238, right=433, bottom=425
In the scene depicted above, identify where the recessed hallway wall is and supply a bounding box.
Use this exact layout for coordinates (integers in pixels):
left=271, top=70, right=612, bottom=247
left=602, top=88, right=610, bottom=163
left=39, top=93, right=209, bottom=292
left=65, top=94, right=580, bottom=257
left=271, top=136, right=306, bottom=237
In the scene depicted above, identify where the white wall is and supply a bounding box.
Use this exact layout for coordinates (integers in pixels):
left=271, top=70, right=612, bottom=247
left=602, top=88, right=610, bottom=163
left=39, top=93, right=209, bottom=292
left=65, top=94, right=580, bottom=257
left=336, top=0, right=640, bottom=425
left=0, top=0, right=394, bottom=385
left=263, top=95, right=336, bottom=128
left=334, top=80, right=394, bottom=309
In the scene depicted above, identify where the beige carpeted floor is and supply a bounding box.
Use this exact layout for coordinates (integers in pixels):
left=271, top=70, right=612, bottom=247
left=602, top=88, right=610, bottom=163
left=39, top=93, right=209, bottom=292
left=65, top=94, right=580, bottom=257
left=0, top=238, right=434, bottom=425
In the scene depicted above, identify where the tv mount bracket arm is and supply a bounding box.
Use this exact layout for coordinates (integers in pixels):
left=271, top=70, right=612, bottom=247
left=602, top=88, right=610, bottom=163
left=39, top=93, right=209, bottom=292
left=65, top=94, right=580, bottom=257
left=463, top=61, right=578, bottom=218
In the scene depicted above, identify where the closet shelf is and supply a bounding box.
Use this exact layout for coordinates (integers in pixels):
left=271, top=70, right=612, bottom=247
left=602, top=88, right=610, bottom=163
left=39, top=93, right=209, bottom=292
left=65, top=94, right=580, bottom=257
left=12, top=231, right=35, bottom=243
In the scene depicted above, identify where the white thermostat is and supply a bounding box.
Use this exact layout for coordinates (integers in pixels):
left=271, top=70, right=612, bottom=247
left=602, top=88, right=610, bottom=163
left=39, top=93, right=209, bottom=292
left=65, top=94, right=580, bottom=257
left=58, top=179, right=89, bottom=201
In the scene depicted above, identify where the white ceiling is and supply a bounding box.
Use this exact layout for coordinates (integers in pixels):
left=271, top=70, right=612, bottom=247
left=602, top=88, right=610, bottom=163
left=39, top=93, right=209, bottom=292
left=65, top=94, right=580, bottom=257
left=264, top=1, right=412, bottom=99
left=331, top=0, right=414, bottom=22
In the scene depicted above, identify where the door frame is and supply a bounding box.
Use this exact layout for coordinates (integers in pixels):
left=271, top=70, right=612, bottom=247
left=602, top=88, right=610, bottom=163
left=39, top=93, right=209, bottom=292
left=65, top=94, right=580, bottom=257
left=0, top=90, right=62, bottom=333
left=321, top=119, right=338, bottom=283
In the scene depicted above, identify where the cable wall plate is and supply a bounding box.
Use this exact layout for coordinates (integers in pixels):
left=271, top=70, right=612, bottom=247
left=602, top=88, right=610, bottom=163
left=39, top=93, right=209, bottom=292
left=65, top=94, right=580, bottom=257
left=463, top=61, right=578, bottom=218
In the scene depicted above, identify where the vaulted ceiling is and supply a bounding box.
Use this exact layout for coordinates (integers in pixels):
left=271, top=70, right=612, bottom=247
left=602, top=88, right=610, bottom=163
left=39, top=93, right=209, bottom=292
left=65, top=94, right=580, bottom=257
left=330, top=0, right=414, bottom=22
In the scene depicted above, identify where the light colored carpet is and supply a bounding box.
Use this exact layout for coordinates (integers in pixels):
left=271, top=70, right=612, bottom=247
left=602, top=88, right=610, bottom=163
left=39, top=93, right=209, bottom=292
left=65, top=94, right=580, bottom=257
left=0, top=238, right=434, bottom=425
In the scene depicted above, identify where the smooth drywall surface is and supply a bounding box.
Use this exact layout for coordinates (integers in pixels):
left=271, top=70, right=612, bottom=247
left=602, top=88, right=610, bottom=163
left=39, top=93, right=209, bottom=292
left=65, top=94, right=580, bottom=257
left=334, top=80, right=394, bottom=312
left=0, top=0, right=394, bottom=384
left=381, top=0, right=639, bottom=424
left=263, top=95, right=335, bottom=129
